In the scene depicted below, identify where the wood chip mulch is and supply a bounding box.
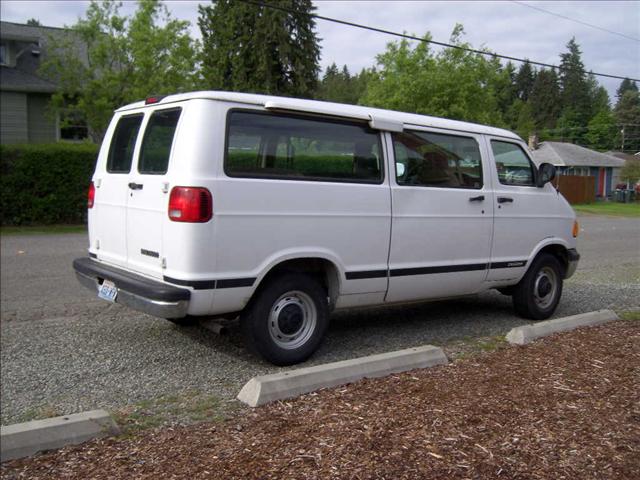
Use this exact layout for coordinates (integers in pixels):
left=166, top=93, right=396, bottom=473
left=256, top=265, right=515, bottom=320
left=2, top=320, right=639, bottom=480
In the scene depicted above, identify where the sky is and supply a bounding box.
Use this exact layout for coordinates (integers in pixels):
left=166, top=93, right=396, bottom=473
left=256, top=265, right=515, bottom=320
left=1, top=0, right=638, bottom=100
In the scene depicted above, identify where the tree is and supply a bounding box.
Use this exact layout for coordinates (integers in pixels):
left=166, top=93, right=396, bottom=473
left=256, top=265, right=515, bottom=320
left=529, top=68, right=560, bottom=133
left=514, top=61, right=535, bottom=101
left=615, top=90, right=640, bottom=152
left=317, top=63, right=364, bottom=105
left=361, top=25, right=504, bottom=125
left=620, top=157, right=640, bottom=184
left=198, top=0, right=320, bottom=97
left=41, top=0, right=198, bottom=142
left=585, top=110, right=615, bottom=151
left=495, top=61, right=518, bottom=118
left=26, top=18, right=41, bottom=26
left=558, top=38, right=591, bottom=140
left=616, top=78, right=638, bottom=104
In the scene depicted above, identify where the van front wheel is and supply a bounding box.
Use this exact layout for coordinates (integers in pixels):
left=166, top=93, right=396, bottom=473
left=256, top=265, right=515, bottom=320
left=241, top=273, right=329, bottom=366
left=512, top=253, right=563, bottom=320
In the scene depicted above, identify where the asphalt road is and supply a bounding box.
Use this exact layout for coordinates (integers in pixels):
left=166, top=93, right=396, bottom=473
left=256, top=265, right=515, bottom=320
left=1, top=215, right=639, bottom=425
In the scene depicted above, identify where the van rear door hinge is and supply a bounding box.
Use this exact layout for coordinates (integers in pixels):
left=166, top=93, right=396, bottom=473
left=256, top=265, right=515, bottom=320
left=161, top=257, right=167, bottom=269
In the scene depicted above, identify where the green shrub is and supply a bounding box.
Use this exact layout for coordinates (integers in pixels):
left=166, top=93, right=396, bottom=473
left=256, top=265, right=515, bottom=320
left=0, top=142, right=99, bottom=225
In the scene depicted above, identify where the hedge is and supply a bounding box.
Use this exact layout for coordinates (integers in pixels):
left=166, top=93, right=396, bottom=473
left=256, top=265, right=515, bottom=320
left=1, top=143, right=99, bottom=225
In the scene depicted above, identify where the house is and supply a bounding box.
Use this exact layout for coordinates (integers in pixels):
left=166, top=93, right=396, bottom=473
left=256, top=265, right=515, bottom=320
left=531, top=141, right=625, bottom=198
left=0, top=21, right=88, bottom=144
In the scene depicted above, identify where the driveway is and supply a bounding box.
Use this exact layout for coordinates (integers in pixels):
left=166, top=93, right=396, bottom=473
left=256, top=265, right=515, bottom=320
left=1, top=215, right=639, bottom=425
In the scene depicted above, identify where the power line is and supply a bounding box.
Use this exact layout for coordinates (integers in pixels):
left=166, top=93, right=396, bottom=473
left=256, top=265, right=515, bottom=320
left=511, top=1, right=640, bottom=43
left=238, top=0, right=639, bottom=82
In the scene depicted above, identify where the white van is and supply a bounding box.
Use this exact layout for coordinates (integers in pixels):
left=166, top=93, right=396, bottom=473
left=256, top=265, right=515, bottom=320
left=73, top=91, right=580, bottom=365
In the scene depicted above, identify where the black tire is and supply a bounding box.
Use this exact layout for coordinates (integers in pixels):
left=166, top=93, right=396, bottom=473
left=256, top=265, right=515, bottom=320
left=512, top=253, right=563, bottom=320
left=166, top=316, right=198, bottom=326
left=240, top=273, right=329, bottom=366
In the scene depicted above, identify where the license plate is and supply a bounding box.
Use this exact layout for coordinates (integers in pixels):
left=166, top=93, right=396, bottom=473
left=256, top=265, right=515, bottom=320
left=98, top=280, right=118, bottom=303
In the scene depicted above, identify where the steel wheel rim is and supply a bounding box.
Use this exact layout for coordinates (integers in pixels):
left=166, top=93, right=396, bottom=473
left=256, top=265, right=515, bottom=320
left=268, top=291, right=317, bottom=350
left=533, top=266, right=558, bottom=309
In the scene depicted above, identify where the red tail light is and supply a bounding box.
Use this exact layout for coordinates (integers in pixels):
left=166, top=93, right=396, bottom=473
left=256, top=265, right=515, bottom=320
left=168, top=187, right=213, bottom=223
left=88, top=181, right=95, bottom=209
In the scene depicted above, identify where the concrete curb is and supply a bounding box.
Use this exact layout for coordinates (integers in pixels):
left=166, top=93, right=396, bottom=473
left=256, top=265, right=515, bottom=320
left=237, top=345, right=448, bottom=407
left=1, top=409, right=119, bottom=463
left=505, top=309, right=619, bottom=345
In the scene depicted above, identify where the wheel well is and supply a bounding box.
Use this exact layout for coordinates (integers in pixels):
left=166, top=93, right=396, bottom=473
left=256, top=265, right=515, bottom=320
left=537, top=244, right=569, bottom=276
left=253, top=258, right=340, bottom=310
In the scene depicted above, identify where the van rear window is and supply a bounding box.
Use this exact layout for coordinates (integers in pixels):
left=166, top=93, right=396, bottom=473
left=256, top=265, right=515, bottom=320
left=106, top=114, right=143, bottom=173
left=225, top=111, right=383, bottom=183
left=138, top=108, right=182, bottom=175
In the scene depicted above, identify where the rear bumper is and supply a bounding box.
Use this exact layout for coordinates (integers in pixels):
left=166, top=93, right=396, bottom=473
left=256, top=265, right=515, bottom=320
left=565, top=248, right=580, bottom=279
left=73, top=258, right=190, bottom=318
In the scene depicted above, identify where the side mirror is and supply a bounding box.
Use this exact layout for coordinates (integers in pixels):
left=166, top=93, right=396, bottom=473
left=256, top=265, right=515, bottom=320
left=537, top=162, right=556, bottom=187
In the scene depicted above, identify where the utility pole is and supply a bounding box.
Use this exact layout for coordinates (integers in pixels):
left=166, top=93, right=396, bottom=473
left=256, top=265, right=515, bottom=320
left=621, top=126, right=625, bottom=152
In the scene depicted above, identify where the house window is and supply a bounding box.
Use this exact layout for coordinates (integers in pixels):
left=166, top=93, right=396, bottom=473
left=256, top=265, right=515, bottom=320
left=59, top=111, right=89, bottom=141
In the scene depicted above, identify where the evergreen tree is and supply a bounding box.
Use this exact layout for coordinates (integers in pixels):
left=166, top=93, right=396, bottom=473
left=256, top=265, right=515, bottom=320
left=495, top=61, right=518, bottom=118
left=198, top=0, right=320, bottom=97
left=616, top=78, right=638, bottom=105
left=615, top=90, right=640, bottom=152
left=514, top=61, right=535, bottom=101
left=558, top=38, right=591, bottom=128
left=317, top=63, right=362, bottom=104
left=529, top=68, right=560, bottom=134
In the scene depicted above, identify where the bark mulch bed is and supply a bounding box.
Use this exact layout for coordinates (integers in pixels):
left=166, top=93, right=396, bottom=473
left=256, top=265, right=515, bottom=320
left=2, top=320, right=639, bottom=479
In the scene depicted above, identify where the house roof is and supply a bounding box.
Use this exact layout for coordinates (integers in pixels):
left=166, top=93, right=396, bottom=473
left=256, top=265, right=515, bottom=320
left=605, top=151, right=638, bottom=161
left=1, top=21, right=89, bottom=93
left=117, top=91, right=522, bottom=140
left=532, top=141, right=625, bottom=168
left=0, top=66, right=56, bottom=93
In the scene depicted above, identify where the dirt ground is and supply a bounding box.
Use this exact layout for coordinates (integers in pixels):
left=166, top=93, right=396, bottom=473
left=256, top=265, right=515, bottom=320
left=2, top=320, right=639, bottom=480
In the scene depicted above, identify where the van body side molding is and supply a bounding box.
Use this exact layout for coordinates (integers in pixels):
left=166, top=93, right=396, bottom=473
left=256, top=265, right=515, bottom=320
left=163, top=276, right=255, bottom=290
left=345, top=260, right=529, bottom=280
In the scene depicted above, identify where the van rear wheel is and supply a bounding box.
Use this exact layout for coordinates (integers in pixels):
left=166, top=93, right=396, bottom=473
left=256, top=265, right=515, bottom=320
left=512, top=253, right=563, bottom=320
left=241, top=273, right=329, bottom=366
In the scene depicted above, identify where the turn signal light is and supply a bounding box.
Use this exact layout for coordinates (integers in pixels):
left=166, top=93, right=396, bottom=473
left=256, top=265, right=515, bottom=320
left=572, top=220, right=579, bottom=238
left=168, top=186, right=213, bottom=223
left=88, top=181, right=95, bottom=209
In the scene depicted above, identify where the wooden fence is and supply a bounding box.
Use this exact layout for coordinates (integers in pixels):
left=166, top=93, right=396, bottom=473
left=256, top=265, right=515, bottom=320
left=553, top=175, right=595, bottom=204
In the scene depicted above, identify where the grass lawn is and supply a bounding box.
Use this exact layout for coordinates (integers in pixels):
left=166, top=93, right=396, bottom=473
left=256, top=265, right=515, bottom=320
left=0, top=225, right=87, bottom=236
left=573, top=201, right=640, bottom=217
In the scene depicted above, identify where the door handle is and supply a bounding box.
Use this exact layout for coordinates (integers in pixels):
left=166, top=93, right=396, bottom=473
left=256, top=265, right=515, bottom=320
left=128, top=182, right=144, bottom=190
left=497, top=196, right=513, bottom=204
left=469, top=195, right=485, bottom=202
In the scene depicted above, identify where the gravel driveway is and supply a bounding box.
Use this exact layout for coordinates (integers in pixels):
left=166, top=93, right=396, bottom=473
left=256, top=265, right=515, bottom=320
left=1, top=215, right=639, bottom=425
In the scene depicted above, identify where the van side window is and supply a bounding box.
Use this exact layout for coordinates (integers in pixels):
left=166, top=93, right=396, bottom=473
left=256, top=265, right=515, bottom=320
left=490, top=140, right=535, bottom=186
left=138, top=108, right=182, bottom=175
left=225, top=111, right=383, bottom=183
left=392, top=131, right=482, bottom=189
left=106, top=114, right=143, bottom=173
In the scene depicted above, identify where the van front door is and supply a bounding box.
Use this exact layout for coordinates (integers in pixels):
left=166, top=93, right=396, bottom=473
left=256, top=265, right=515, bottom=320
left=487, top=139, right=561, bottom=282
left=386, top=128, right=493, bottom=303
left=126, top=107, right=183, bottom=278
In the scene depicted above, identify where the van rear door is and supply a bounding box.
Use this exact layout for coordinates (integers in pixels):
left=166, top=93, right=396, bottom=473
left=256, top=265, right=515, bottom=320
left=91, top=113, right=144, bottom=268
left=125, top=107, right=183, bottom=278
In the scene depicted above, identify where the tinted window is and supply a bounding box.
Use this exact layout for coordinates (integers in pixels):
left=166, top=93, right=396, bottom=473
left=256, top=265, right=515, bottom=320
left=491, top=140, right=535, bottom=186
left=225, top=111, right=383, bottom=183
left=106, top=114, right=143, bottom=173
left=393, top=131, right=483, bottom=189
left=138, top=108, right=182, bottom=175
